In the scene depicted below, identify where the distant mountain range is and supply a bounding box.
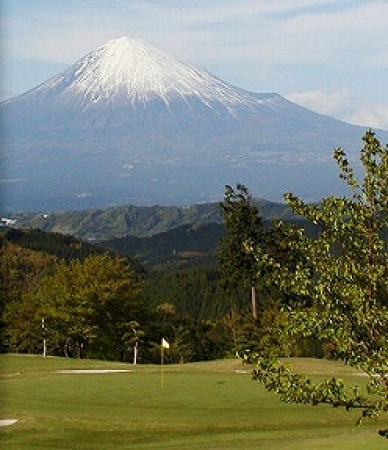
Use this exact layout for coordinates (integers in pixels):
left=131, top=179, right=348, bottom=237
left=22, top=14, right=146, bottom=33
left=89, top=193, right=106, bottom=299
left=4, top=199, right=318, bottom=270
left=6, top=198, right=300, bottom=241
left=2, top=36, right=387, bottom=213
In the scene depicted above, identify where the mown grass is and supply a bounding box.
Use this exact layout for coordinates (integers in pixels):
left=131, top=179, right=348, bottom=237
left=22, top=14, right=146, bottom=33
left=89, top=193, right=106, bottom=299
left=1, top=355, right=386, bottom=449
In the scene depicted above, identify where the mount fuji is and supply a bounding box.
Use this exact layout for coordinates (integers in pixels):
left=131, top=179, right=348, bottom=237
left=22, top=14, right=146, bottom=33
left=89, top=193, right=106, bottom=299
left=2, top=36, right=386, bottom=213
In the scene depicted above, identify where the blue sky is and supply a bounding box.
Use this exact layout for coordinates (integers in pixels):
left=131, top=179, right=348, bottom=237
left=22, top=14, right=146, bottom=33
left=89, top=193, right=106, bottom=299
left=2, top=0, right=388, bottom=130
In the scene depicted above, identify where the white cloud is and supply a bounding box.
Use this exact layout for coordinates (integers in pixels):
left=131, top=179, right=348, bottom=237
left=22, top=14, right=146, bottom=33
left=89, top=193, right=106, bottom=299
left=346, top=105, right=388, bottom=131
left=285, top=89, right=351, bottom=117
left=4, top=1, right=388, bottom=67
left=286, top=89, right=388, bottom=131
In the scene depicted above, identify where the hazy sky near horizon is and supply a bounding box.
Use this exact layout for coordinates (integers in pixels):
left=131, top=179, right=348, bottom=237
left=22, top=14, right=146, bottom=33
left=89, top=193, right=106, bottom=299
left=2, top=0, right=388, bottom=130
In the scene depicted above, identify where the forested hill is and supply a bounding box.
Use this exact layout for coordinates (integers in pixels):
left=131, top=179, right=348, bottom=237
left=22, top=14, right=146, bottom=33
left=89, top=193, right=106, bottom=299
left=101, top=222, right=225, bottom=270
left=5, top=199, right=300, bottom=242
left=0, top=227, right=143, bottom=272
left=101, top=218, right=321, bottom=270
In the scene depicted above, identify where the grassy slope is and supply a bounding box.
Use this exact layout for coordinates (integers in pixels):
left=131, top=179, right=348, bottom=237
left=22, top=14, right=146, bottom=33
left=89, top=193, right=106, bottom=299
left=1, top=355, right=386, bottom=450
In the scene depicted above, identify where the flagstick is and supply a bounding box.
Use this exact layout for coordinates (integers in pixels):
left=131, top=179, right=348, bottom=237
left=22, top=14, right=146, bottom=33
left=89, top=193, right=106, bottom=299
left=160, top=338, right=170, bottom=388
left=160, top=341, right=164, bottom=388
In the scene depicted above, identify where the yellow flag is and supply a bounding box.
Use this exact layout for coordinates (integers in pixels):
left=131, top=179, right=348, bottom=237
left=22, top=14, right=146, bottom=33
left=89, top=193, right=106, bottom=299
left=162, top=338, right=170, bottom=349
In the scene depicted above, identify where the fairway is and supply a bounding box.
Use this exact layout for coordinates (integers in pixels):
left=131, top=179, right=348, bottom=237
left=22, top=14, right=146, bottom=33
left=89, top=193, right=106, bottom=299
left=1, top=355, right=386, bottom=449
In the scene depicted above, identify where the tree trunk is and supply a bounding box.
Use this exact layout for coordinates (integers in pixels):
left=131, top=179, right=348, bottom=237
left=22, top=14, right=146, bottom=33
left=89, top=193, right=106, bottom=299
left=251, top=285, right=257, bottom=319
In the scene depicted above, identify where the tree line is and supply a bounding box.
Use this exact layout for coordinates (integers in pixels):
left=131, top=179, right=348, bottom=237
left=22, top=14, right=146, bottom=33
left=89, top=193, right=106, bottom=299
left=0, top=227, right=319, bottom=363
left=0, top=243, right=234, bottom=362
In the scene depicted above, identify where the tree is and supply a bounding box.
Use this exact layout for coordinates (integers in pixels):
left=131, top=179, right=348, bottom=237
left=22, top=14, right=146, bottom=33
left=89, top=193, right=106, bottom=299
left=122, top=320, right=144, bottom=364
left=0, top=241, right=56, bottom=302
left=4, top=254, right=146, bottom=360
left=246, top=130, right=388, bottom=433
left=218, top=184, right=264, bottom=319
left=0, top=242, right=56, bottom=352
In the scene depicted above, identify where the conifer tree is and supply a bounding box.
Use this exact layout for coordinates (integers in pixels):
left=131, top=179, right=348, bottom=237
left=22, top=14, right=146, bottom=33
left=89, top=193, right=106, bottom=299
left=218, top=184, right=264, bottom=319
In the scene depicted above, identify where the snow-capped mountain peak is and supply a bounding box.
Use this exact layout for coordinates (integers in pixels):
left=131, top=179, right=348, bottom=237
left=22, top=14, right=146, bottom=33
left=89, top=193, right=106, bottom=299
left=4, top=35, right=377, bottom=213
left=38, top=36, right=258, bottom=108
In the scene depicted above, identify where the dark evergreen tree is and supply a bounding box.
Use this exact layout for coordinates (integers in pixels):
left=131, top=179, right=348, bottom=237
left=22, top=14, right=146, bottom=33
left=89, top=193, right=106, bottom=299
left=218, top=184, right=265, bottom=319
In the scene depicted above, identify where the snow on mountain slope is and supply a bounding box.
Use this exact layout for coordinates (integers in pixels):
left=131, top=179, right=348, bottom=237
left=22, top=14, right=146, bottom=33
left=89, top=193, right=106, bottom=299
left=29, top=36, right=264, bottom=110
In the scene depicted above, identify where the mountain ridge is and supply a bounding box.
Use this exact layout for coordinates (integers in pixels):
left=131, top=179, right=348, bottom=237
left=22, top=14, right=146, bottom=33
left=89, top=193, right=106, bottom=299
left=4, top=198, right=299, bottom=241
